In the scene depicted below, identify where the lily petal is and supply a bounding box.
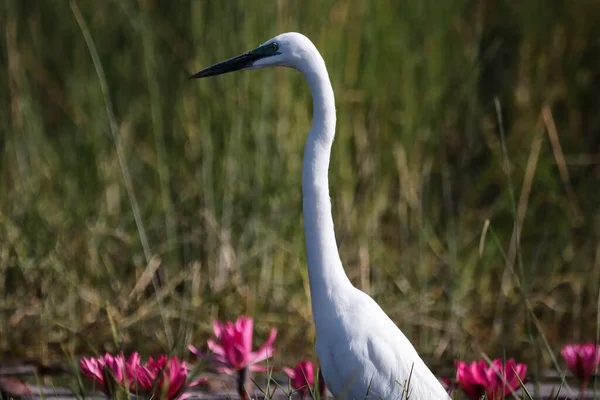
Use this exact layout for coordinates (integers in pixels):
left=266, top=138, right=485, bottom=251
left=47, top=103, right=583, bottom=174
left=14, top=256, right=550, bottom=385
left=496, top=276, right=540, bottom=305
left=248, top=328, right=277, bottom=364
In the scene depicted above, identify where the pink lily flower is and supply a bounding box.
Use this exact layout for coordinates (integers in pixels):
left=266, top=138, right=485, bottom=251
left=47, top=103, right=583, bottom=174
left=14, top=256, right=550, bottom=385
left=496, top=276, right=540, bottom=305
left=188, top=316, right=277, bottom=375
left=455, top=358, right=527, bottom=400
left=80, top=353, right=133, bottom=395
left=81, top=353, right=205, bottom=400
left=561, top=343, right=600, bottom=396
left=129, top=355, right=207, bottom=400
left=283, top=360, right=317, bottom=398
left=561, top=343, right=600, bottom=382
left=129, top=355, right=166, bottom=394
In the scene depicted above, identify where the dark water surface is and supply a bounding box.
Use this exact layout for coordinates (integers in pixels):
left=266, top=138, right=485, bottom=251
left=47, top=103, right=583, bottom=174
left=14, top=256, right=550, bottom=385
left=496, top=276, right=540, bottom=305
left=1, top=363, right=599, bottom=400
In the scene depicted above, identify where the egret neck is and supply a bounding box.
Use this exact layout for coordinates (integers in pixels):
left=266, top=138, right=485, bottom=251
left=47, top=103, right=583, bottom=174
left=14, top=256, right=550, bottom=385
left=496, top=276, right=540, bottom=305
left=299, top=52, right=352, bottom=311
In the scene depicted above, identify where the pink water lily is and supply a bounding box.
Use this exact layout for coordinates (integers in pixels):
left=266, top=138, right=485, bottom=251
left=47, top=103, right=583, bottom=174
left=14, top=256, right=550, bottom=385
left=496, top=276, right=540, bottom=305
left=188, top=316, right=277, bottom=375
left=80, top=353, right=121, bottom=389
left=81, top=353, right=205, bottom=400
left=80, top=353, right=140, bottom=395
left=561, top=343, right=600, bottom=396
left=561, top=343, right=600, bottom=381
left=283, top=360, right=318, bottom=398
left=130, top=356, right=170, bottom=394
left=455, top=358, right=527, bottom=400
left=129, top=355, right=206, bottom=400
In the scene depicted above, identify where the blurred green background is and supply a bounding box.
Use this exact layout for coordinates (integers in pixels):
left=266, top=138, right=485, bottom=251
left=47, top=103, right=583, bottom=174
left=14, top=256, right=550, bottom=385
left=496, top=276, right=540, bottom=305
left=1, top=0, right=599, bottom=375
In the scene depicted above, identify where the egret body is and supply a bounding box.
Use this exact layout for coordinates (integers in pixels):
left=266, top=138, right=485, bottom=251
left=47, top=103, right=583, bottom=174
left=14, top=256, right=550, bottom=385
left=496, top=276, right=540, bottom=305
left=191, top=32, right=450, bottom=400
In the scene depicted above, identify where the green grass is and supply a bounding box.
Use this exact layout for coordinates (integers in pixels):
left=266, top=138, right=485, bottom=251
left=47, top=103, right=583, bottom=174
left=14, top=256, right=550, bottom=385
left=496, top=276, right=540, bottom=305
left=1, top=0, right=599, bottom=378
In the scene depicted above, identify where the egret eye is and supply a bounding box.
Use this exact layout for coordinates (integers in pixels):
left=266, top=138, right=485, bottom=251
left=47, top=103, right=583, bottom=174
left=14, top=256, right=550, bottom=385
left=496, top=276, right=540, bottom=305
left=271, top=42, right=279, bottom=52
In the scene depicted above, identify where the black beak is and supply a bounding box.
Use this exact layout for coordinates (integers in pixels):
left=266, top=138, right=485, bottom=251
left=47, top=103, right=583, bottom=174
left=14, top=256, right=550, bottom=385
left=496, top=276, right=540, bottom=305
left=189, top=51, right=263, bottom=79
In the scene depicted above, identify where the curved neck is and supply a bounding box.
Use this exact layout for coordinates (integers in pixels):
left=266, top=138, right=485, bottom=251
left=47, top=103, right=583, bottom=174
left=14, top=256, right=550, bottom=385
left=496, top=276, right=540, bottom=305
left=300, top=52, right=351, bottom=306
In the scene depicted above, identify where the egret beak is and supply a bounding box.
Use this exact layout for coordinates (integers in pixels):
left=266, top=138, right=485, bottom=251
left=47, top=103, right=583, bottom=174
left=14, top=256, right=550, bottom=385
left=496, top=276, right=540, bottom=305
left=189, top=51, right=263, bottom=79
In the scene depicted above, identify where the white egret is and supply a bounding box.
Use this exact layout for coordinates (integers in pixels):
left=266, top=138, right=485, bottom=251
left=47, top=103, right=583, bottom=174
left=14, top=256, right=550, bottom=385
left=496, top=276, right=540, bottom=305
left=191, top=32, right=450, bottom=400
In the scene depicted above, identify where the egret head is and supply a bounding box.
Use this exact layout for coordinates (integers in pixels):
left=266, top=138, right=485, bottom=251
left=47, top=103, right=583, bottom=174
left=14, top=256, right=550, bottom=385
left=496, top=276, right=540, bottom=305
left=190, top=32, right=316, bottom=79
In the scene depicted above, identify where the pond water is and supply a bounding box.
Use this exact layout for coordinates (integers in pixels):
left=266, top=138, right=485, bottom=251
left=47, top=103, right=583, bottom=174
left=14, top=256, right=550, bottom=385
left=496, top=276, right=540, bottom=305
left=2, top=363, right=599, bottom=399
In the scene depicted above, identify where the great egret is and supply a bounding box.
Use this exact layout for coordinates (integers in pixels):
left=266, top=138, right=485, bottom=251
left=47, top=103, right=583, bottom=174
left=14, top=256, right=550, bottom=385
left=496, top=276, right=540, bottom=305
left=191, top=32, right=450, bottom=400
